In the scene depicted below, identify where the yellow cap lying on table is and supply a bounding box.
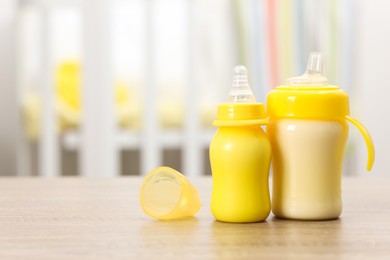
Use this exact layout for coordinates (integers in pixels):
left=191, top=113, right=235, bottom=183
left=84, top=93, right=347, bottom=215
left=140, top=167, right=201, bottom=220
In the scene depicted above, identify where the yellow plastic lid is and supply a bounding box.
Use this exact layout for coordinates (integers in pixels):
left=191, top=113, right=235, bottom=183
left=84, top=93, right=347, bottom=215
left=266, top=85, right=349, bottom=119
left=140, top=167, right=201, bottom=220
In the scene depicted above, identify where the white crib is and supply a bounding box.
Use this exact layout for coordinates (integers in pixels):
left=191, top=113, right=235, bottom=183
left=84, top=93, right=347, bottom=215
left=14, top=0, right=360, bottom=177
left=16, top=0, right=236, bottom=177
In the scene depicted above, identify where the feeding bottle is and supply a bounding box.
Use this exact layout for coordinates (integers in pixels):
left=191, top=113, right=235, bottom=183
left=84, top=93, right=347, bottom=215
left=210, top=65, right=271, bottom=223
left=266, top=53, right=375, bottom=220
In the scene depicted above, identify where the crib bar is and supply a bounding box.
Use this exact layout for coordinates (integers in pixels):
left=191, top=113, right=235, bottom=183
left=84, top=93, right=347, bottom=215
left=183, top=0, right=201, bottom=177
left=80, top=0, right=118, bottom=177
left=15, top=0, right=31, bottom=176
left=38, top=4, right=60, bottom=177
left=141, top=0, right=161, bottom=175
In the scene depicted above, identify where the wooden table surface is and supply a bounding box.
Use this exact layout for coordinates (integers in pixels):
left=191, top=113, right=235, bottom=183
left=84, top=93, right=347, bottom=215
left=0, top=176, right=389, bottom=259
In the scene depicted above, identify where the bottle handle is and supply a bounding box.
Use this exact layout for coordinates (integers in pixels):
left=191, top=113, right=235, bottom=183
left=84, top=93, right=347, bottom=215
left=345, top=115, right=375, bottom=171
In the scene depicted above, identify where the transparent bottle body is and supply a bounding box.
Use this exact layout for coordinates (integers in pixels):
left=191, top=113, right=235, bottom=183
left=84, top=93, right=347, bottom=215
left=267, top=119, right=348, bottom=220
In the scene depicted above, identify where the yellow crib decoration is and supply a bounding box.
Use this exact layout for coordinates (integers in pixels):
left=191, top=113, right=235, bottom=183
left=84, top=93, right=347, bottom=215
left=22, top=60, right=140, bottom=141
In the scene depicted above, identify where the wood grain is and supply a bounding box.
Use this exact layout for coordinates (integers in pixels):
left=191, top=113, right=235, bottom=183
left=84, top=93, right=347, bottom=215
left=0, top=176, right=389, bottom=259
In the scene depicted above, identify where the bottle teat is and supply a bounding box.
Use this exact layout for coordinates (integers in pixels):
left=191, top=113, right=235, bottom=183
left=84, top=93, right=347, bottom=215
left=227, top=65, right=256, bottom=103
left=286, top=52, right=329, bottom=86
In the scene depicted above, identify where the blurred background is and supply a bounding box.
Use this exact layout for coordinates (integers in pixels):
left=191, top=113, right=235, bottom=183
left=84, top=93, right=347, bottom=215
left=0, top=0, right=387, bottom=177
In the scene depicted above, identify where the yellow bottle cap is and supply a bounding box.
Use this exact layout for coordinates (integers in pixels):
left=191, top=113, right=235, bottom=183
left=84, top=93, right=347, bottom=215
left=214, top=103, right=268, bottom=126
left=140, top=167, right=201, bottom=220
left=267, top=85, right=349, bottom=119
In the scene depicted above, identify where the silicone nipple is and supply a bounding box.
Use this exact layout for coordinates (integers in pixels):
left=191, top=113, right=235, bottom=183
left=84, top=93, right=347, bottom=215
left=227, top=65, right=256, bottom=103
left=286, top=52, right=329, bottom=86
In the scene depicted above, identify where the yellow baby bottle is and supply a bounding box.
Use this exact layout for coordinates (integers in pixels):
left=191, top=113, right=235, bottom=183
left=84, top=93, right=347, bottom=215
left=210, top=65, right=271, bottom=223
left=266, top=53, right=375, bottom=220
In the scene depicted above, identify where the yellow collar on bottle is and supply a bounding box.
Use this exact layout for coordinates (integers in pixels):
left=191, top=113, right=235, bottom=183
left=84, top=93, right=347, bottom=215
left=213, top=103, right=268, bottom=126
left=267, top=85, right=349, bottom=119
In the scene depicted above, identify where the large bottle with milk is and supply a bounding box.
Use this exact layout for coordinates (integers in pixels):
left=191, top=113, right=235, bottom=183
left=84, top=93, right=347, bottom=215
left=266, top=53, right=375, bottom=220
